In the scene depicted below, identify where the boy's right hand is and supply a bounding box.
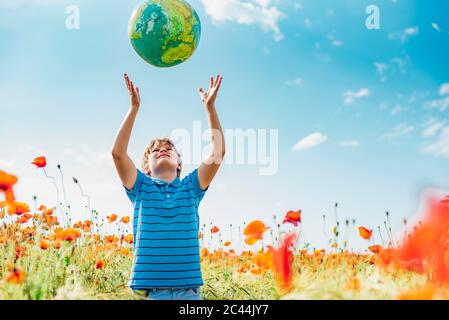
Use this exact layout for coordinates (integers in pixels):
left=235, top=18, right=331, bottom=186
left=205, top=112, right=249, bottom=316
left=124, top=73, right=140, bottom=110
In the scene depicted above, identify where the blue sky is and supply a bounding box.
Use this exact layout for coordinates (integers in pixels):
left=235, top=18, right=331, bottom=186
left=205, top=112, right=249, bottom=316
left=1, top=0, right=448, bottom=251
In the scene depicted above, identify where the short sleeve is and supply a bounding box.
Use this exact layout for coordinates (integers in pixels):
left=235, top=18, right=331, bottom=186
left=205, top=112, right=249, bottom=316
left=188, top=168, right=209, bottom=202
left=123, top=168, right=145, bottom=203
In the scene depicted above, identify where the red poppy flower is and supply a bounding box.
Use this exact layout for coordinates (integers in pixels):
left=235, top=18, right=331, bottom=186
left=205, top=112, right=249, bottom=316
left=283, top=210, right=302, bottom=226
left=124, top=234, right=133, bottom=244
left=6, top=267, right=25, bottom=284
left=211, top=226, right=220, bottom=234
left=271, top=233, right=296, bottom=292
left=243, top=220, right=269, bottom=245
left=56, top=228, right=81, bottom=242
left=0, top=171, right=17, bottom=194
left=0, top=171, right=17, bottom=208
left=17, top=213, right=33, bottom=224
left=96, top=259, right=105, bottom=270
left=14, top=202, right=30, bottom=215
left=120, top=216, right=130, bottom=224
left=32, top=156, right=47, bottom=168
left=368, top=244, right=383, bottom=254
left=107, top=214, right=117, bottom=223
left=358, top=226, right=372, bottom=240
left=40, top=239, right=51, bottom=250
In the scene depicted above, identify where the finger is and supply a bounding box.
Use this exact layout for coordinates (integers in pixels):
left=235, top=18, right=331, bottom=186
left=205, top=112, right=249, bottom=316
left=126, top=77, right=132, bottom=93
left=216, top=76, right=223, bottom=91
left=136, top=86, right=140, bottom=96
left=209, top=77, right=214, bottom=89
left=124, top=74, right=131, bottom=91
left=214, top=74, right=220, bottom=87
left=130, top=81, right=135, bottom=95
left=198, top=88, right=205, bottom=99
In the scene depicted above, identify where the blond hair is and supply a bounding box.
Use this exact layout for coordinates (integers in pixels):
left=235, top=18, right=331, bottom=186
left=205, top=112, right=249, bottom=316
left=142, top=137, right=182, bottom=177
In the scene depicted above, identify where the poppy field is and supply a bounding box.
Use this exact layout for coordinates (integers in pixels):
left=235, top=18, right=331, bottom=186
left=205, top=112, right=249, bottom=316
left=1, top=157, right=449, bottom=300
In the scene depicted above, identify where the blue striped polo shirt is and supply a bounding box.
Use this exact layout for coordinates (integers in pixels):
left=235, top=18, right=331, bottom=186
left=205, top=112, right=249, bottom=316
left=124, top=168, right=207, bottom=289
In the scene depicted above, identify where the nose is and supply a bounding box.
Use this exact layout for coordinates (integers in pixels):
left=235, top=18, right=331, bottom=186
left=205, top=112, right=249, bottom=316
left=157, top=148, right=170, bottom=158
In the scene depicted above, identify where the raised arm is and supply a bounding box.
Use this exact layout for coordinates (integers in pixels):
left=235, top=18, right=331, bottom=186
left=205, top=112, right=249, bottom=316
left=198, top=75, right=225, bottom=190
left=111, top=74, right=140, bottom=190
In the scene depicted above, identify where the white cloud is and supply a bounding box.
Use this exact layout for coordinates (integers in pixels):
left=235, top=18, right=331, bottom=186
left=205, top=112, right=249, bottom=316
left=390, top=104, right=405, bottom=116
left=343, top=88, right=370, bottom=105
left=432, top=22, right=441, bottom=32
left=374, top=57, right=407, bottom=81
left=421, top=127, right=449, bottom=158
left=292, top=2, right=302, bottom=11
left=379, top=124, right=414, bottom=141
left=390, top=57, right=407, bottom=71
left=379, top=101, right=413, bottom=116
left=304, top=18, right=312, bottom=29
left=439, top=83, right=449, bottom=96
left=0, top=0, right=58, bottom=6
left=374, top=63, right=388, bottom=81
left=378, top=102, right=389, bottom=111
left=63, top=144, right=112, bottom=167
left=285, top=77, right=304, bottom=87
left=339, top=140, right=360, bottom=148
left=200, top=0, right=286, bottom=41
left=407, top=90, right=430, bottom=104
left=312, top=42, right=331, bottom=63
left=293, top=133, right=328, bottom=151
left=16, top=144, right=47, bottom=155
left=425, top=96, right=449, bottom=112
left=388, top=26, right=419, bottom=42
left=422, top=120, right=445, bottom=138
left=0, top=159, right=15, bottom=168
left=327, top=33, right=344, bottom=47
left=422, top=83, right=449, bottom=112
left=331, top=40, right=343, bottom=47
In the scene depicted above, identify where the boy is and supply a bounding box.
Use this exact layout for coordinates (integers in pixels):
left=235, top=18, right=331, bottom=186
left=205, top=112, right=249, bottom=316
left=111, top=74, right=225, bottom=300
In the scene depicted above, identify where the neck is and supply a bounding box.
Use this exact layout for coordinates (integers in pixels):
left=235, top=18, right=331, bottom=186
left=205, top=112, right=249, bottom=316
left=153, top=169, right=178, bottom=183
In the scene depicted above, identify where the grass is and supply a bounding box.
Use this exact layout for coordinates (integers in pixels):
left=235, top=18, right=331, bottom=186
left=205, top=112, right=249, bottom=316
left=0, top=226, right=431, bottom=300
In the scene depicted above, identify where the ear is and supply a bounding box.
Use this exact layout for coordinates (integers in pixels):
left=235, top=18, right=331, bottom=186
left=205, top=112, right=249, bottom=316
left=144, top=164, right=151, bottom=176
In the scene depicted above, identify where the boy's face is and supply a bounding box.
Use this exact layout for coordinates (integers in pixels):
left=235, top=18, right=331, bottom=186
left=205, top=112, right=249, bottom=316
left=146, top=142, right=180, bottom=176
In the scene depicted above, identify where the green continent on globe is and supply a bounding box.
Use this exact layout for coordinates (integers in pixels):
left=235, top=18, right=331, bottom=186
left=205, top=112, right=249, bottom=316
left=128, top=0, right=201, bottom=68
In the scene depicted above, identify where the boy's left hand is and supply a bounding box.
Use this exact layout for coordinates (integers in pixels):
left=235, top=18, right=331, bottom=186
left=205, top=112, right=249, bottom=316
left=198, top=75, right=223, bottom=109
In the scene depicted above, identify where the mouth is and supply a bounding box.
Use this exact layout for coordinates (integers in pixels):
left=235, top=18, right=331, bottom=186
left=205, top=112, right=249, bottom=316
left=157, top=154, right=169, bottom=159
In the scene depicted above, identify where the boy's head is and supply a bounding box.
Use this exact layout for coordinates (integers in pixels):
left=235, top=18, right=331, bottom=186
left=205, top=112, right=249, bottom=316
left=142, top=137, right=182, bottom=178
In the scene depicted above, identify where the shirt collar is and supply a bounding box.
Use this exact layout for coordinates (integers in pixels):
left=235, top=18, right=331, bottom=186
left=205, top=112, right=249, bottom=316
left=152, top=176, right=181, bottom=187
